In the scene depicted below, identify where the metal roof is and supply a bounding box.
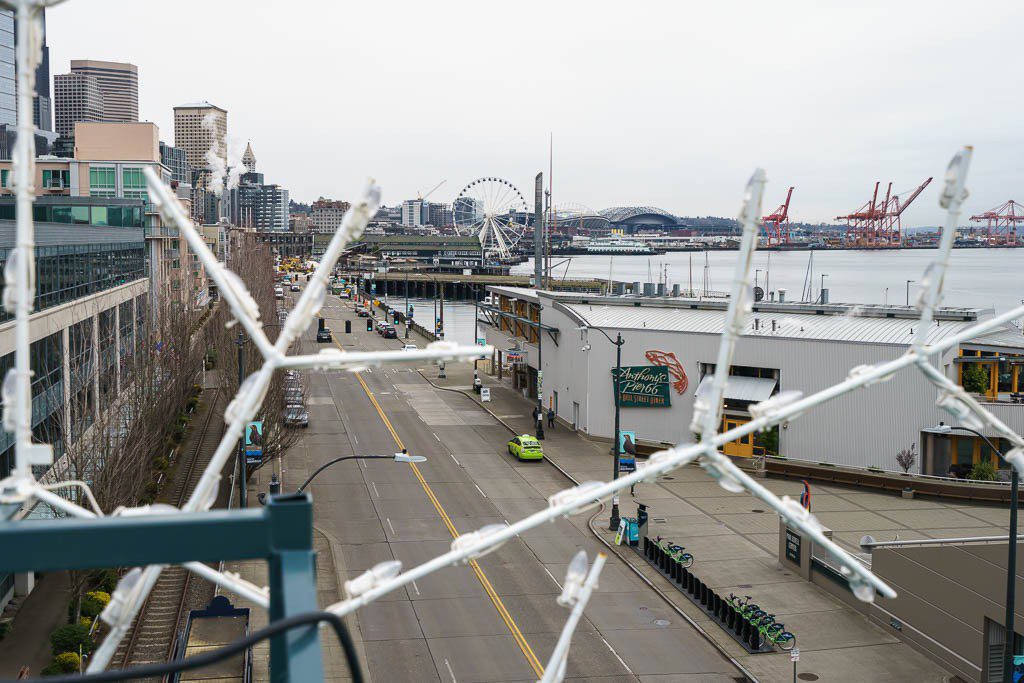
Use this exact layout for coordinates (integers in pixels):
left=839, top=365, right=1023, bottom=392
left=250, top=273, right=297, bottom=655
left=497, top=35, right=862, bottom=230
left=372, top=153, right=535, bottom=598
left=964, top=324, right=1024, bottom=350
left=562, top=302, right=1015, bottom=347
left=696, top=375, right=778, bottom=402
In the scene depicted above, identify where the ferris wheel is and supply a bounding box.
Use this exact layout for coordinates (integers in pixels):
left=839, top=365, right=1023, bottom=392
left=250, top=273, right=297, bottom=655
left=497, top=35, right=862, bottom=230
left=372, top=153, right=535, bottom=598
left=453, top=177, right=529, bottom=261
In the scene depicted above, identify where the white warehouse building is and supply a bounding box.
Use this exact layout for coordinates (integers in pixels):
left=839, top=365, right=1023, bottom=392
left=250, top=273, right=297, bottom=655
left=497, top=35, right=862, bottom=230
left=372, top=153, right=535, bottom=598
left=482, top=286, right=1024, bottom=477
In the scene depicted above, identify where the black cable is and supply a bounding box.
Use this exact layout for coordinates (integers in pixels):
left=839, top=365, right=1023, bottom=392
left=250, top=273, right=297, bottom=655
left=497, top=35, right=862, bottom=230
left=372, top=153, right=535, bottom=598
left=5, top=609, right=363, bottom=683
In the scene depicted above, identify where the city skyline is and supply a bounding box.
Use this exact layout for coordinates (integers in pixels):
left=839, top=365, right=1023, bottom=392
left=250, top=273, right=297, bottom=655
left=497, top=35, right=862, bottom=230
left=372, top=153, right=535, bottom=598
left=44, top=0, right=1024, bottom=225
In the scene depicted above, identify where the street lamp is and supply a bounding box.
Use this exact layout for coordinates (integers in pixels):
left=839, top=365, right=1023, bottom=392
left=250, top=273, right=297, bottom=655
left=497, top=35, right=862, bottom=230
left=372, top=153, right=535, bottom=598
left=295, top=451, right=427, bottom=493
left=819, top=273, right=829, bottom=304
left=934, top=421, right=1018, bottom=680
left=906, top=279, right=915, bottom=306
left=580, top=325, right=626, bottom=529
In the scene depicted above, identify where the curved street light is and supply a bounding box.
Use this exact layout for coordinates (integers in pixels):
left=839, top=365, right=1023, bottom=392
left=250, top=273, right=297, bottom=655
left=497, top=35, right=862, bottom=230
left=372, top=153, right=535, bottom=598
left=296, top=451, right=427, bottom=493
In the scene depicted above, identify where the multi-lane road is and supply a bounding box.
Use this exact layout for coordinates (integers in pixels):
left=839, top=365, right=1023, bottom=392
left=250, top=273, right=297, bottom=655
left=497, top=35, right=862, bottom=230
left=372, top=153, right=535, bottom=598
left=283, top=293, right=743, bottom=682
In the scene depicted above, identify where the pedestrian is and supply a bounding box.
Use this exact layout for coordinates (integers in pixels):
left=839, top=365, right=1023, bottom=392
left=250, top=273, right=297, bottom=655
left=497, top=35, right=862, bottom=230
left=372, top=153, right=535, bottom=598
left=547, top=408, right=555, bottom=429
left=531, top=407, right=539, bottom=424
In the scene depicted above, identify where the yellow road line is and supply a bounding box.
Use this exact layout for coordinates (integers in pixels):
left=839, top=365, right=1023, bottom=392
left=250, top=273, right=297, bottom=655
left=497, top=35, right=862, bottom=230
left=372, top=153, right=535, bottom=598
left=353, top=370, right=544, bottom=677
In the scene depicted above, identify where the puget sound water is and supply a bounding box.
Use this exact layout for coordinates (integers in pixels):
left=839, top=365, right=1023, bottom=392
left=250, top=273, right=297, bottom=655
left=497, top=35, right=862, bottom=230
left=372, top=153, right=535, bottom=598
left=390, top=249, right=1022, bottom=347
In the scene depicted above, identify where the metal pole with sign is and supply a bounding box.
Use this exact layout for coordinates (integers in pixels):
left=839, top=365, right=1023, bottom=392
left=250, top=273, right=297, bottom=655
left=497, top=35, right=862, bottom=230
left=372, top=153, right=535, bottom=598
left=791, top=647, right=799, bottom=682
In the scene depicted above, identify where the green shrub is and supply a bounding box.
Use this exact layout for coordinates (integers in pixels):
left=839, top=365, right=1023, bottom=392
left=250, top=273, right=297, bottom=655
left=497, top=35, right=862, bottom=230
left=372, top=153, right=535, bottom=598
left=153, top=456, right=170, bottom=472
left=186, top=396, right=199, bottom=411
left=78, top=617, right=92, bottom=629
left=50, top=624, right=93, bottom=656
left=80, top=591, right=109, bottom=618
left=41, top=651, right=81, bottom=675
left=962, top=363, right=990, bottom=394
left=970, top=460, right=998, bottom=481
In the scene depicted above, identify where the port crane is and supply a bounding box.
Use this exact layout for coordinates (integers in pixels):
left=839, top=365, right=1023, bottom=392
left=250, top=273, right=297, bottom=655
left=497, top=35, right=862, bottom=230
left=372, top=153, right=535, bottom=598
left=838, top=177, right=932, bottom=248
left=970, top=200, right=1024, bottom=245
left=762, top=186, right=794, bottom=246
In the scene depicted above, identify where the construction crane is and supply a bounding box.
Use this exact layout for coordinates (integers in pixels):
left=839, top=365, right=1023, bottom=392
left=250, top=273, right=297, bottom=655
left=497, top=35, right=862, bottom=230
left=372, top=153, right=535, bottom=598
left=417, top=179, right=447, bottom=201
left=970, top=200, right=1024, bottom=245
left=762, top=186, right=794, bottom=246
left=838, top=177, right=932, bottom=248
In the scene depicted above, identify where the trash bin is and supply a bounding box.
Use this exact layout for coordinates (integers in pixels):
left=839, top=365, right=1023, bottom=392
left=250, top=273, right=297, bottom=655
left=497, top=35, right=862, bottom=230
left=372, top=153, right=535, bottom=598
left=473, top=377, right=482, bottom=394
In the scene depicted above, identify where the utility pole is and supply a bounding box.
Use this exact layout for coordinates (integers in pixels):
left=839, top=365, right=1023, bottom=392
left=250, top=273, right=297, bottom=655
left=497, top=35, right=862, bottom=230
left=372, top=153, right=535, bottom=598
left=235, top=331, right=247, bottom=508
left=609, top=332, right=623, bottom=529
left=404, top=270, right=410, bottom=339
left=536, top=305, right=544, bottom=440
left=534, top=173, right=543, bottom=289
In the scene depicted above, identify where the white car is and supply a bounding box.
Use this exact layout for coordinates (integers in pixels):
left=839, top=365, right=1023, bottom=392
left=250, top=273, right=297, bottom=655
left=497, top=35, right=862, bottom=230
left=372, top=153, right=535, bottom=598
left=402, top=344, right=418, bottom=352
left=274, top=287, right=284, bottom=299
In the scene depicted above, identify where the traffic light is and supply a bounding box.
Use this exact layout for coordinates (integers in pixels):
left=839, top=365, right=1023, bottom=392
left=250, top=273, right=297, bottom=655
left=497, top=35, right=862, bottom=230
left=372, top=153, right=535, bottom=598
left=366, top=319, right=373, bottom=332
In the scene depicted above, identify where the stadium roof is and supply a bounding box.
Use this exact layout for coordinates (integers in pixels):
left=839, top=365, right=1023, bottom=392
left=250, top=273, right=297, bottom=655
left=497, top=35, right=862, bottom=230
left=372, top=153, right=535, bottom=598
left=599, top=206, right=679, bottom=223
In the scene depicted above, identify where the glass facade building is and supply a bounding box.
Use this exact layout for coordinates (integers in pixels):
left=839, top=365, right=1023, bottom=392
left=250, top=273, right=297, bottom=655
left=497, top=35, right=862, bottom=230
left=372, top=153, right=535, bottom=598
left=0, top=196, right=145, bottom=228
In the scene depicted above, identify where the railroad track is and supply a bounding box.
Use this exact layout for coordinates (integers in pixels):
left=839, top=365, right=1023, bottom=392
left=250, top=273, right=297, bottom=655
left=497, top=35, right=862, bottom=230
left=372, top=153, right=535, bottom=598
left=114, top=388, right=225, bottom=675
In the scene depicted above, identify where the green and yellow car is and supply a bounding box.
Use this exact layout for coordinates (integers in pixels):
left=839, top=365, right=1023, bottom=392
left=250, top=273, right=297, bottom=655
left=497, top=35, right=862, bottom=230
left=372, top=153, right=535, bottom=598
left=507, top=435, right=544, bottom=461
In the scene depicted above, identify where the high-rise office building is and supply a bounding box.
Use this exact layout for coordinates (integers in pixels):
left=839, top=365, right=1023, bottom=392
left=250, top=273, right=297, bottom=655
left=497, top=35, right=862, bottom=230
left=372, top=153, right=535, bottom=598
left=54, top=72, right=103, bottom=138
left=242, top=141, right=256, bottom=173
left=32, top=11, right=50, bottom=131
left=0, top=11, right=14, bottom=128
left=69, top=60, right=137, bottom=123
left=159, top=141, right=189, bottom=184
left=173, top=101, right=227, bottom=171
left=1, top=7, right=52, bottom=130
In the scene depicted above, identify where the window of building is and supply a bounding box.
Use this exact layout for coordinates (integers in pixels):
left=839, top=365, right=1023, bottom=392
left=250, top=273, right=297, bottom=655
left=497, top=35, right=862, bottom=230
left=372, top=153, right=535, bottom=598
left=41, top=169, right=69, bottom=189
left=1, top=169, right=7, bottom=188
left=89, top=166, right=116, bottom=198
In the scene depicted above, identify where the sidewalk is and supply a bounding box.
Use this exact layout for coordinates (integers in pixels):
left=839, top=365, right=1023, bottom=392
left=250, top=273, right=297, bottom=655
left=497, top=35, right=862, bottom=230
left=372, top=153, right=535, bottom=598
left=423, top=356, right=971, bottom=682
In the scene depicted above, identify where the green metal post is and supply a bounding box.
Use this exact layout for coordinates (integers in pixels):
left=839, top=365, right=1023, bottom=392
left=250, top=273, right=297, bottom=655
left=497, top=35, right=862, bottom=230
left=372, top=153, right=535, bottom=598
left=266, top=493, right=323, bottom=681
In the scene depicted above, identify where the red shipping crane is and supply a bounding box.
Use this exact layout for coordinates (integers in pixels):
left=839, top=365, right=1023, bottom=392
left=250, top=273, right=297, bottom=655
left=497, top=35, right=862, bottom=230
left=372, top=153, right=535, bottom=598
left=970, top=200, right=1024, bottom=245
left=839, top=177, right=932, bottom=248
left=762, top=186, right=794, bottom=246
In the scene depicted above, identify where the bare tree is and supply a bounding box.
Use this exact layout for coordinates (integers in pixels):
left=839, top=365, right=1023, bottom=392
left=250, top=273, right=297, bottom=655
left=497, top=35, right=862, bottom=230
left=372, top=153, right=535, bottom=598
left=208, top=233, right=297, bottom=472
left=896, top=442, right=918, bottom=473
left=47, top=294, right=206, bottom=621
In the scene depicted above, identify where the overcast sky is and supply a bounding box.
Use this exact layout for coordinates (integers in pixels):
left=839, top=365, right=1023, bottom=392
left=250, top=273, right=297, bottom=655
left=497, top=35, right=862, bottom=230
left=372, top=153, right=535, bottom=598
left=47, top=0, right=1023, bottom=225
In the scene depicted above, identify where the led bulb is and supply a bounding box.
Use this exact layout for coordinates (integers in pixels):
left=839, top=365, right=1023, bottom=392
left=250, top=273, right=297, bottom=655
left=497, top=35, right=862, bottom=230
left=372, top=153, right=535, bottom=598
left=547, top=481, right=607, bottom=515
left=451, top=523, right=509, bottom=561
left=344, top=560, right=402, bottom=598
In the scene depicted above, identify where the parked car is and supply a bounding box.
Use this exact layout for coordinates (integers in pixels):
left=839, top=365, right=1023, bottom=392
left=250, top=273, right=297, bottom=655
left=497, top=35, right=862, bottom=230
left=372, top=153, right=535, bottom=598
left=290, top=283, right=300, bottom=292
left=284, top=406, right=309, bottom=428
left=402, top=344, right=418, bottom=352
left=284, top=387, right=304, bottom=405
left=274, top=287, right=284, bottom=300
left=316, top=328, right=333, bottom=343
left=507, top=435, right=544, bottom=461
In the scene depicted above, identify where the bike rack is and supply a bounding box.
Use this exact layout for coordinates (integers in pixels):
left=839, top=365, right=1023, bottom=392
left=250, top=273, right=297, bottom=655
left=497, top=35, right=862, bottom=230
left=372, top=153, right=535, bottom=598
left=637, top=536, right=775, bottom=654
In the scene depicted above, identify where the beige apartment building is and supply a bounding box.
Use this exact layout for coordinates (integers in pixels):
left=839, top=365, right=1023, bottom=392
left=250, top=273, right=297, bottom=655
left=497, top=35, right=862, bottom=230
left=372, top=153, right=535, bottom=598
left=0, top=122, right=207, bottom=310
left=173, top=101, right=227, bottom=171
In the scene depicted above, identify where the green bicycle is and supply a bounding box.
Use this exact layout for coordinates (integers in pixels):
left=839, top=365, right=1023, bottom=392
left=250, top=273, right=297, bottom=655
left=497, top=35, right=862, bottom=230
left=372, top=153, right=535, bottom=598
left=759, top=620, right=796, bottom=651
left=655, top=536, right=694, bottom=568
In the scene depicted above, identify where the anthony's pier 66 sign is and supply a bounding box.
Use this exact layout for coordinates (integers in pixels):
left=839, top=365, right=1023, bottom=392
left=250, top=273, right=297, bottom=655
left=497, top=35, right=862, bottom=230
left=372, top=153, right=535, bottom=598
left=613, top=366, right=672, bottom=407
